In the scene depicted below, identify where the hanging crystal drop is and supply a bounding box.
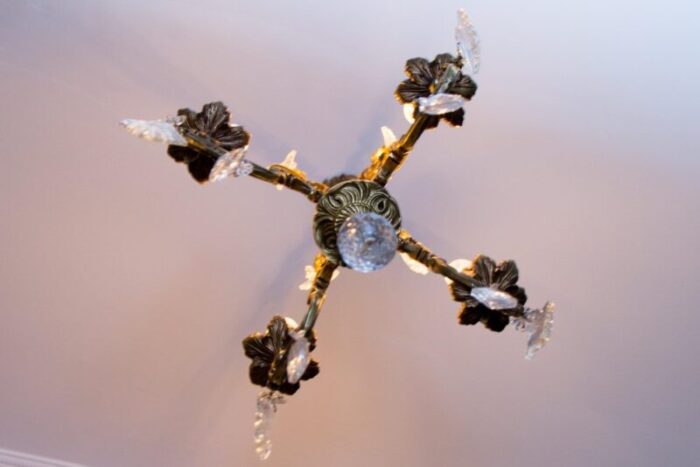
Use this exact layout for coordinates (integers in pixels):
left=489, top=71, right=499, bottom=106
left=522, top=302, right=555, bottom=360
left=286, top=332, right=310, bottom=384
left=337, top=212, right=398, bottom=273
left=120, top=118, right=187, bottom=146
left=254, top=391, right=285, bottom=460
left=209, top=147, right=248, bottom=182
left=470, top=287, right=518, bottom=310
left=455, top=9, right=481, bottom=75
left=418, top=93, right=467, bottom=115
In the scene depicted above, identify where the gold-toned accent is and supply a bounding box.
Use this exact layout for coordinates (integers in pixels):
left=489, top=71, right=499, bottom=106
left=360, top=114, right=431, bottom=185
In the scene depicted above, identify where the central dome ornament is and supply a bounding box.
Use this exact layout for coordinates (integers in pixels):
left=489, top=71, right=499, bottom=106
left=121, top=9, right=556, bottom=461
left=337, top=212, right=399, bottom=273
left=313, top=179, right=401, bottom=265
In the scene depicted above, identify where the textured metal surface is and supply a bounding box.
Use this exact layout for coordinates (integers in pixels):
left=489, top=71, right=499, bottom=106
left=300, top=254, right=338, bottom=333
left=312, top=180, right=401, bottom=263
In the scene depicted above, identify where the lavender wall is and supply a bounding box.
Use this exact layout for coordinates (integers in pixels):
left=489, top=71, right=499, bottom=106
left=1, top=1, right=699, bottom=466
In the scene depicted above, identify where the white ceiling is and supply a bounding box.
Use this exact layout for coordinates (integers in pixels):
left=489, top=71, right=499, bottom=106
left=1, top=1, right=699, bottom=466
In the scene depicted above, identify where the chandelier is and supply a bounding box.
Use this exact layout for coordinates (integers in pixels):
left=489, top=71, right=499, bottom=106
left=121, top=9, right=555, bottom=460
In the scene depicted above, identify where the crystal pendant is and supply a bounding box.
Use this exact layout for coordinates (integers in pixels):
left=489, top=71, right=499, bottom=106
left=455, top=8, right=481, bottom=75
left=514, top=302, right=555, bottom=360
left=286, top=332, right=310, bottom=384
left=417, top=93, right=467, bottom=115
left=120, top=118, right=187, bottom=146
left=254, top=391, right=285, bottom=460
left=209, top=147, right=248, bottom=182
left=337, top=212, right=398, bottom=273
left=470, top=287, right=518, bottom=310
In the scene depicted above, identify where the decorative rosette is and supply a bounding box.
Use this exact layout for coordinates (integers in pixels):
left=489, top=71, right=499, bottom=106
left=450, top=255, right=527, bottom=332
left=242, top=316, right=320, bottom=395
left=121, top=101, right=251, bottom=183
left=395, top=53, right=477, bottom=128
left=167, top=102, right=251, bottom=182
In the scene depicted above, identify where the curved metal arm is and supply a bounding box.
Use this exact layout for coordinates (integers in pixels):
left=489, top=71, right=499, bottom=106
left=361, top=115, right=431, bottom=185
left=360, top=63, right=462, bottom=186
left=397, top=230, right=481, bottom=288
left=249, top=163, right=327, bottom=203
left=300, top=254, right=339, bottom=334
left=183, top=129, right=327, bottom=202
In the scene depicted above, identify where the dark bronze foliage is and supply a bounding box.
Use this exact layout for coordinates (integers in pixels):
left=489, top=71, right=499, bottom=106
left=242, top=316, right=319, bottom=395
left=450, top=255, right=527, bottom=332
left=395, top=53, right=477, bottom=129
left=167, top=101, right=250, bottom=182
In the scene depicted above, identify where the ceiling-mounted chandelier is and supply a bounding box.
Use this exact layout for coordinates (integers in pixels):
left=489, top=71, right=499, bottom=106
left=121, top=9, right=555, bottom=460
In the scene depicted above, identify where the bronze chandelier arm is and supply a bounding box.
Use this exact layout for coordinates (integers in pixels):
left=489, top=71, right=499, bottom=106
left=182, top=129, right=327, bottom=202
left=361, top=63, right=462, bottom=186
left=253, top=163, right=327, bottom=203
left=360, top=114, right=431, bottom=185
left=397, top=230, right=481, bottom=289
left=300, top=254, right=339, bottom=335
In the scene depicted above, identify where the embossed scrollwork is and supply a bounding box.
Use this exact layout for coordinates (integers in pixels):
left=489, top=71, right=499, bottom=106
left=313, top=179, right=401, bottom=263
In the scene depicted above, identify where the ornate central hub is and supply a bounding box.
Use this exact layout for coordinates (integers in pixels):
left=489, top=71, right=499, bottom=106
left=313, top=179, right=402, bottom=265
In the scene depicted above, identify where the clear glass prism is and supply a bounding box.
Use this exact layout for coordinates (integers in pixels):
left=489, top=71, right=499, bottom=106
left=470, top=286, right=518, bottom=310
left=524, top=302, right=555, bottom=360
left=120, top=118, right=187, bottom=146
left=254, top=390, right=285, bottom=460
left=286, top=333, right=310, bottom=384
left=417, top=93, right=466, bottom=115
left=455, top=9, right=481, bottom=75
left=209, top=147, right=248, bottom=182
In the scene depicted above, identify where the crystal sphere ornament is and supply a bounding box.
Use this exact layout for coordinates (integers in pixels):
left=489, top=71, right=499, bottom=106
left=337, top=212, right=398, bottom=273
